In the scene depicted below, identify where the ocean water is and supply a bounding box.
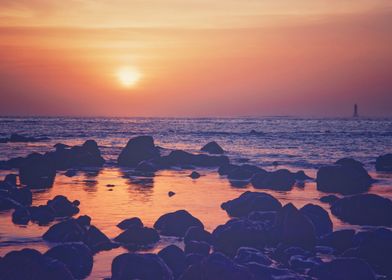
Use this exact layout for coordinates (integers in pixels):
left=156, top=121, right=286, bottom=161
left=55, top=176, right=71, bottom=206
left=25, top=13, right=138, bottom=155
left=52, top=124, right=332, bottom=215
left=0, top=117, right=391, bottom=279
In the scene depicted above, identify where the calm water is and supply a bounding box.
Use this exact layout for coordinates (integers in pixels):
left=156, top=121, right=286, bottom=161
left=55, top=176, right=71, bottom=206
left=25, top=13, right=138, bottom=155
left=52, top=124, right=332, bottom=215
left=0, top=117, right=391, bottom=279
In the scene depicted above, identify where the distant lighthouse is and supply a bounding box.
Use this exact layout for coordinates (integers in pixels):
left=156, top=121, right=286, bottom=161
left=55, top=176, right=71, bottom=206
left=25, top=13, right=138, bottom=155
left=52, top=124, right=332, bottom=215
left=353, top=104, right=359, bottom=118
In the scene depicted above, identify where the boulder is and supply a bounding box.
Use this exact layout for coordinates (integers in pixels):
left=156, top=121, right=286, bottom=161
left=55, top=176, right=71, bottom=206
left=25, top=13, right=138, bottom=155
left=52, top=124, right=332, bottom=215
left=84, top=225, right=117, bottom=252
left=114, top=226, right=160, bottom=247
left=43, top=219, right=87, bottom=243
left=376, top=154, right=392, bottom=171
left=162, top=150, right=229, bottom=168
left=308, top=258, right=376, bottom=280
left=318, top=229, right=355, bottom=253
left=111, top=253, right=173, bottom=280
left=221, top=191, right=282, bottom=218
left=184, top=226, right=214, bottom=245
left=0, top=248, right=74, bottom=280
left=201, top=141, right=224, bottom=154
left=331, top=194, right=392, bottom=226
left=316, top=158, right=373, bottom=194
left=12, top=207, right=31, bottom=225
left=184, top=241, right=210, bottom=256
left=234, top=247, right=272, bottom=266
left=251, top=169, right=297, bottom=191
left=158, top=245, right=187, bottom=279
left=117, top=217, right=143, bottom=230
left=8, top=188, right=32, bottom=206
left=299, top=204, right=332, bottom=237
left=29, top=205, right=56, bottom=225
left=154, top=210, right=204, bottom=237
left=44, top=243, right=93, bottom=279
left=228, top=165, right=267, bottom=181
left=19, top=153, right=56, bottom=188
left=118, top=136, right=160, bottom=167
left=47, top=195, right=79, bottom=218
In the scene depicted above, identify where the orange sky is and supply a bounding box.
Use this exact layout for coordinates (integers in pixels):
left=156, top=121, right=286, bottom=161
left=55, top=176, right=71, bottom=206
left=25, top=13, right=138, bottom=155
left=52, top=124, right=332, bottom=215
left=0, top=0, right=391, bottom=117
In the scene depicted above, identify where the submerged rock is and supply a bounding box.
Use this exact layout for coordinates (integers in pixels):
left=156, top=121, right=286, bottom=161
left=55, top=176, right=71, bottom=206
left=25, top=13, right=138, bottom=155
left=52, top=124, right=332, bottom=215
left=299, top=204, right=333, bottom=237
left=221, top=191, right=282, bottom=217
left=111, top=253, right=173, bottom=280
left=154, top=210, right=204, bottom=237
left=118, top=136, right=160, bottom=167
left=189, top=171, right=201, bottom=179
left=316, top=158, right=373, bottom=194
left=331, top=194, right=392, bottom=226
left=201, top=141, right=224, bottom=154
left=251, top=169, right=307, bottom=191
left=376, top=154, right=392, bottom=171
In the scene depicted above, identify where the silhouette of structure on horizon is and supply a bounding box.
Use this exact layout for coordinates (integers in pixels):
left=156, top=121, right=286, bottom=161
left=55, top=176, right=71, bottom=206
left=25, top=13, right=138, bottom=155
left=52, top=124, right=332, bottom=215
left=353, top=104, right=359, bottom=118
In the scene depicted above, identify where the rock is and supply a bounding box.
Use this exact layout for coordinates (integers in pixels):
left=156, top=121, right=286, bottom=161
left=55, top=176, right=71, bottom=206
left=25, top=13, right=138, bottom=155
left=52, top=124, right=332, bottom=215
left=84, top=225, right=117, bottom=252
left=0, top=196, right=18, bottom=211
left=218, top=163, right=238, bottom=175
left=318, top=229, right=355, bottom=253
left=201, top=141, right=224, bottom=154
left=184, top=226, right=214, bottom=245
left=64, top=169, right=77, bottom=177
left=184, top=241, right=210, bottom=256
left=179, top=252, right=254, bottom=280
left=111, top=253, right=173, bottom=280
left=8, top=188, right=32, bottom=206
left=19, top=153, right=56, bottom=188
left=228, top=165, right=267, bottom=181
left=247, top=211, right=277, bottom=227
left=76, top=215, right=91, bottom=227
left=273, top=245, right=313, bottom=265
left=0, top=248, right=74, bottom=280
left=251, top=169, right=297, bottom=191
left=272, top=203, right=316, bottom=250
left=234, top=247, right=272, bottom=266
left=136, top=160, right=159, bottom=173
left=29, top=205, right=56, bottom=225
left=162, top=150, right=229, bottom=168
left=376, top=154, right=392, bottom=171
left=189, top=171, right=201, bottom=179
left=316, top=158, right=373, bottom=194
left=118, top=136, right=160, bottom=167
left=289, top=255, right=321, bottom=271
left=320, top=195, right=339, bottom=204
left=117, top=217, right=143, bottom=230
left=331, top=194, right=392, bottom=226
left=44, top=243, right=93, bottom=279
left=158, top=245, right=186, bottom=279
left=168, top=191, right=176, bottom=197
left=299, top=204, right=333, bottom=237
left=221, top=191, right=282, bottom=217
left=47, top=195, right=79, bottom=218
left=245, top=262, right=304, bottom=280
left=308, top=258, right=376, bottom=280
left=212, top=218, right=267, bottom=256
left=185, top=253, right=205, bottom=267
left=114, top=226, right=160, bottom=247
left=154, top=210, right=204, bottom=237
left=12, top=207, right=31, bottom=225
left=3, top=174, right=17, bottom=187
left=43, top=219, right=87, bottom=242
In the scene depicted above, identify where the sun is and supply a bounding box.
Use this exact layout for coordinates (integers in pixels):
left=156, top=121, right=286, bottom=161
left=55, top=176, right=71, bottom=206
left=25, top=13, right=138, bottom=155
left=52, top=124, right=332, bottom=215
left=116, top=66, right=142, bottom=88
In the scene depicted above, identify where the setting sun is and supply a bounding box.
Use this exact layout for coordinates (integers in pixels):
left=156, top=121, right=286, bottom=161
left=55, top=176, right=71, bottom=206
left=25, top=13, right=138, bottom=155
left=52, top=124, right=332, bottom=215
left=116, top=67, right=141, bottom=88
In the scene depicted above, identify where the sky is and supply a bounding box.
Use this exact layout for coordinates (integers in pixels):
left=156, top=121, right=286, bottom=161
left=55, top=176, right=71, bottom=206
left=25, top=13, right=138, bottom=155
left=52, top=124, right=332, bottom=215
left=0, top=0, right=391, bottom=117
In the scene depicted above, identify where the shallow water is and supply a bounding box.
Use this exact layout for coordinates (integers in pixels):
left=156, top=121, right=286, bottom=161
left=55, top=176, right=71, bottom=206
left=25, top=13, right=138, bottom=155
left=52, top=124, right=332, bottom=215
left=0, top=117, right=391, bottom=279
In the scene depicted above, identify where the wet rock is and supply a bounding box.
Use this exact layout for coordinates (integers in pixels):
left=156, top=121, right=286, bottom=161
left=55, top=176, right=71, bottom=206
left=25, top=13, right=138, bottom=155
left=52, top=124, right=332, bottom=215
left=247, top=211, right=277, bottom=227
left=316, top=158, right=373, bottom=194
left=111, top=253, right=173, bottom=280
left=117, top=217, right=143, bottom=230
left=29, top=205, right=56, bottom=225
left=212, top=218, right=267, bottom=256
left=43, top=218, right=87, bottom=242
left=1, top=174, right=17, bottom=188
left=228, top=165, right=267, bottom=181
left=64, top=169, right=77, bottom=177
left=12, top=207, right=31, bottom=225
left=308, top=258, right=376, bottom=280
left=162, top=150, right=229, bottom=168
left=84, top=225, right=117, bottom=252
left=272, top=203, right=316, bottom=250
left=47, top=195, right=79, bottom=218
left=289, top=255, right=321, bottom=271
left=114, top=226, right=160, bottom=247
left=76, top=215, right=91, bottom=227
left=234, top=247, right=272, bottom=266
left=221, top=191, right=282, bottom=217
left=136, top=160, right=159, bottom=173
left=184, top=226, right=214, bottom=245
left=45, top=243, right=93, bottom=279
left=8, top=187, right=32, bottom=206
left=179, top=252, right=254, bottom=280
left=318, top=229, right=355, bottom=253
left=376, top=154, right=392, bottom=171
left=0, top=196, right=19, bottom=211
left=320, top=194, right=339, bottom=204
left=184, top=241, right=210, bottom=256
left=299, top=204, right=332, bottom=237
left=118, top=136, right=160, bottom=167
left=185, top=253, right=205, bottom=267
left=201, top=141, right=224, bottom=154
left=246, top=262, right=305, bottom=280
left=0, top=248, right=74, bottom=280
left=251, top=169, right=297, bottom=191
left=168, top=191, right=176, bottom=197
left=154, top=210, right=204, bottom=237
left=218, top=163, right=238, bottom=175
left=158, top=245, right=186, bottom=279
left=19, top=153, right=56, bottom=188
left=331, top=194, right=392, bottom=226
left=189, top=171, right=201, bottom=179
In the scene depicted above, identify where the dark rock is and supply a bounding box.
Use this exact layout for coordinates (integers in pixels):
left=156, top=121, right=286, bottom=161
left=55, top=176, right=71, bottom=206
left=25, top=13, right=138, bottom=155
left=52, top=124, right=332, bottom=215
left=251, top=169, right=297, bottom=191
left=246, top=262, right=304, bottom=280
left=331, top=194, right=392, bottom=226
left=84, top=225, right=117, bottom=252
left=218, top=163, right=238, bottom=175
left=184, top=226, right=214, bottom=245
left=201, top=141, right=224, bottom=154
left=212, top=218, right=267, bottom=256
left=117, top=217, right=143, bottom=230
left=168, top=191, right=176, bottom=197
left=320, top=195, right=339, bottom=204
left=184, top=241, right=210, bottom=256
left=299, top=204, right=332, bottom=237
left=189, top=171, right=201, bottom=179
left=136, top=160, right=159, bottom=173
left=221, top=191, right=282, bottom=218
left=19, top=153, right=56, bottom=188
left=0, top=196, right=18, bottom=211
left=185, top=253, right=205, bottom=267
left=289, top=255, right=321, bottom=271
left=8, top=188, right=32, bottom=206
left=118, top=136, right=160, bottom=167
left=179, top=252, right=254, bottom=280
left=3, top=174, right=17, bottom=187
left=158, top=245, right=186, bottom=279
left=45, top=243, right=93, bottom=279
left=114, top=226, right=160, bottom=247
left=162, top=150, right=229, bottom=168
left=76, top=215, right=91, bottom=227
left=0, top=248, right=74, bottom=280
left=308, top=258, right=376, bottom=280
left=316, top=158, right=373, bottom=194
left=294, top=171, right=312, bottom=181
left=43, top=218, right=87, bottom=242
left=29, top=205, right=56, bottom=225
left=228, top=165, right=267, bottom=181
left=247, top=211, right=277, bottom=227
left=154, top=210, right=204, bottom=237
left=12, top=207, right=31, bottom=225
left=47, top=195, right=79, bottom=218
left=376, top=154, right=392, bottom=171
left=273, top=245, right=312, bottom=265
left=318, top=229, right=355, bottom=253
left=111, top=253, right=173, bottom=280
left=234, top=247, right=272, bottom=266
left=64, top=169, right=77, bottom=177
